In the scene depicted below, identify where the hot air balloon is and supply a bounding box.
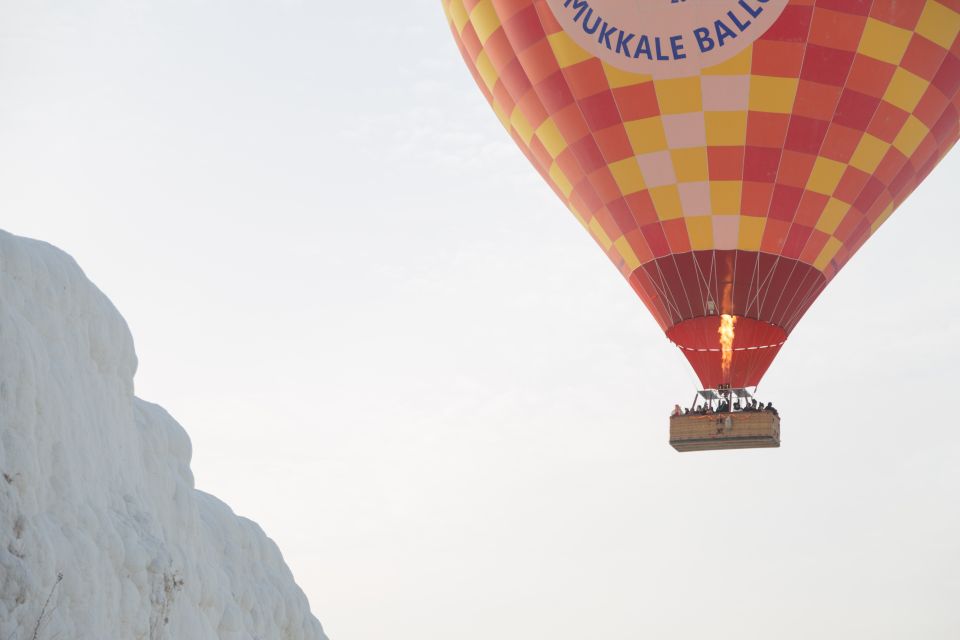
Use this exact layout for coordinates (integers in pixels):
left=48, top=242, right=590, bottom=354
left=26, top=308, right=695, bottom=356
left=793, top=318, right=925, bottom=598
left=443, top=0, right=960, bottom=449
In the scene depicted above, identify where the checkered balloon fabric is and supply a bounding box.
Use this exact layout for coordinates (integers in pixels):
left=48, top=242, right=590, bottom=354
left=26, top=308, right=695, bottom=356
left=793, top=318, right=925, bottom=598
left=444, top=0, right=960, bottom=388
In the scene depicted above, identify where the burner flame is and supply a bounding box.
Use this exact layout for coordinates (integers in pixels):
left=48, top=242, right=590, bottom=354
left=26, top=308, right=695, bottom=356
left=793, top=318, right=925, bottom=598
left=718, top=314, right=737, bottom=380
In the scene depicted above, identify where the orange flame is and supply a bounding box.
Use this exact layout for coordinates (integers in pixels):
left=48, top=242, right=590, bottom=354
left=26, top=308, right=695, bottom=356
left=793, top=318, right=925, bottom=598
left=718, top=314, right=737, bottom=381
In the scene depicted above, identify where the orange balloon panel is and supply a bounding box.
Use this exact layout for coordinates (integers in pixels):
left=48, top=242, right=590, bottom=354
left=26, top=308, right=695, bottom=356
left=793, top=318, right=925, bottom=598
left=444, top=0, right=960, bottom=388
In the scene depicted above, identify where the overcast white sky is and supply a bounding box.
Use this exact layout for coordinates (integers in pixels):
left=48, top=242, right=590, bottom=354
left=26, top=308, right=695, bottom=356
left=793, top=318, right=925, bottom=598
left=1, top=1, right=959, bottom=638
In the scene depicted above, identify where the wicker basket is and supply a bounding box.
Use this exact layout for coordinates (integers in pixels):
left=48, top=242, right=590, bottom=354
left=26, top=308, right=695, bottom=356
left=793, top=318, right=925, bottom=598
left=670, top=411, right=780, bottom=452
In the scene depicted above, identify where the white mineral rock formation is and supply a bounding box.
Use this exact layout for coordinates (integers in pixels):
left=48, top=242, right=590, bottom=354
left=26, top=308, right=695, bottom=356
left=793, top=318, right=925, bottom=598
left=0, top=230, right=326, bottom=639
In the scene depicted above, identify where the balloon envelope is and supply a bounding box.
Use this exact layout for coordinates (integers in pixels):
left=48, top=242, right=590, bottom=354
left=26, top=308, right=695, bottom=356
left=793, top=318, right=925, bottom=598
left=444, top=0, right=960, bottom=388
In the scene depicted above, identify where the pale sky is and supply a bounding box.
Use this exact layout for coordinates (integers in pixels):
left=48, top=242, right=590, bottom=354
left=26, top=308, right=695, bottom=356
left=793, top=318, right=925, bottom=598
left=1, top=2, right=959, bottom=639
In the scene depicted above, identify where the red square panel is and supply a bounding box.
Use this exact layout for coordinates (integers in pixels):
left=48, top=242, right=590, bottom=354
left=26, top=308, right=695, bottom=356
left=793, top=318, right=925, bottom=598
left=624, top=191, right=660, bottom=226
left=807, top=9, right=866, bottom=52
left=535, top=71, right=575, bottom=112
left=834, top=166, right=871, bottom=202
left=901, top=35, right=948, bottom=82
left=834, top=89, right=880, bottom=130
left=801, top=44, right=855, bottom=86
left=593, top=124, right=634, bottom=162
left=516, top=89, right=549, bottom=130
left=800, top=228, right=831, bottom=264
left=761, top=5, right=813, bottom=43
left=485, top=29, right=518, bottom=72
left=612, top=82, right=660, bottom=121
left=556, top=147, right=586, bottom=183
left=592, top=206, right=621, bottom=241
left=866, top=101, right=909, bottom=142
left=642, top=222, right=671, bottom=258
left=488, top=0, right=526, bottom=20
left=870, top=0, right=925, bottom=29
left=784, top=116, right=830, bottom=154
left=932, top=54, right=960, bottom=99
left=662, top=218, right=692, bottom=254
left=752, top=40, right=805, bottom=77
left=587, top=166, right=622, bottom=205
left=768, top=184, right=804, bottom=221
left=624, top=229, right=654, bottom=264
left=552, top=102, right=590, bottom=143
left=794, top=191, right=829, bottom=226
left=760, top=218, right=792, bottom=253
left=607, top=197, right=639, bottom=233
left=743, top=146, right=782, bottom=182
left=517, top=38, right=561, bottom=85
left=708, top=147, right=744, bottom=180
left=569, top=135, right=607, bottom=174
left=872, top=146, right=909, bottom=183
left=531, top=0, right=562, bottom=32
left=845, top=54, right=896, bottom=98
left=853, top=176, right=885, bottom=212
left=501, top=4, right=546, bottom=52
left=820, top=123, right=863, bottom=162
left=579, top=90, right=621, bottom=131
left=781, top=223, right=814, bottom=259
left=746, top=112, right=790, bottom=147
left=792, top=80, right=842, bottom=120
left=562, top=58, right=610, bottom=100
left=458, top=22, right=484, bottom=62
left=777, top=150, right=817, bottom=187
left=499, top=57, right=532, bottom=102
left=931, top=104, right=960, bottom=144
left=741, top=181, right=774, bottom=216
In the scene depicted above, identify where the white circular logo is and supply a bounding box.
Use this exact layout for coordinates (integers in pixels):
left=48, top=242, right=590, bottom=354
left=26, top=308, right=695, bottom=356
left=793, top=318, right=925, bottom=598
left=546, top=0, right=790, bottom=78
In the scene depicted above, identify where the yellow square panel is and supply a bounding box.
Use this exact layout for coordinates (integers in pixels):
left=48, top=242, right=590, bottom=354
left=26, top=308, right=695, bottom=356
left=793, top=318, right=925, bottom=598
left=814, top=198, right=851, bottom=234
left=705, top=111, right=748, bottom=146
left=509, top=106, right=534, bottom=145
left=469, top=0, right=501, bottom=45
left=535, top=118, right=567, bottom=159
left=858, top=18, right=912, bottom=65
left=445, top=0, right=470, bottom=33
left=892, top=114, right=929, bottom=156
left=549, top=162, right=573, bottom=197
left=849, top=133, right=890, bottom=174
left=609, top=158, right=646, bottom=194
left=588, top=217, right=613, bottom=250
left=547, top=32, right=592, bottom=69
left=614, top=236, right=641, bottom=271
left=625, top=117, right=668, bottom=154
left=710, top=181, right=742, bottom=215
left=671, top=148, right=708, bottom=182
left=475, top=51, right=499, bottom=91
left=806, top=156, right=847, bottom=195
left=738, top=216, right=765, bottom=251
left=686, top=216, right=713, bottom=250
left=749, top=76, right=799, bottom=114
left=649, top=185, right=684, bottom=220
left=814, top=237, right=843, bottom=272
left=883, top=68, right=929, bottom=113
left=654, top=77, right=703, bottom=114
left=915, top=1, right=960, bottom=49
